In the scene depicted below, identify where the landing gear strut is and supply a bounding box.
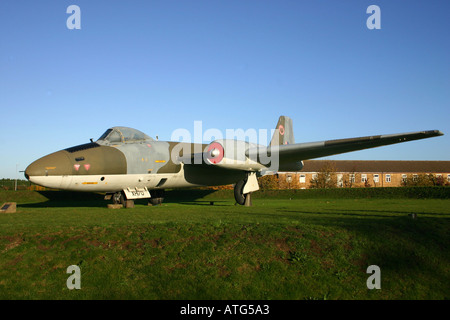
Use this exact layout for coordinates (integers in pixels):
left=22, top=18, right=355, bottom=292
left=112, top=191, right=126, bottom=205
left=111, top=191, right=135, bottom=208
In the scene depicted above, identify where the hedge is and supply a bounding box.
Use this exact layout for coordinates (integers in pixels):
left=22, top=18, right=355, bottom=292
left=166, top=187, right=450, bottom=200
left=252, top=187, right=450, bottom=199
left=1, top=187, right=449, bottom=205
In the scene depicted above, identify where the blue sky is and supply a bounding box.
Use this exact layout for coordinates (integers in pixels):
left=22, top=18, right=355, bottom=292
left=0, top=0, right=449, bottom=178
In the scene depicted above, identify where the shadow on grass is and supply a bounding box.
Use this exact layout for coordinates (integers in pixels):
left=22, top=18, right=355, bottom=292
left=279, top=209, right=448, bottom=218
left=166, top=200, right=231, bottom=206
left=18, top=191, right=107, bottom=208
left=18, top=189, right=227, bottom=208
left=341, top=208, right=450, bottom=217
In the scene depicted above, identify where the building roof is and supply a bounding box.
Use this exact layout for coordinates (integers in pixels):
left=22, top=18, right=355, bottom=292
left=300, top=160, right=450, bottom=173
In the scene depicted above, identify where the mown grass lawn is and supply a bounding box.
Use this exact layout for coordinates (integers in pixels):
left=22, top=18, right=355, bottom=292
left=0, top=190, right=449, bottom=300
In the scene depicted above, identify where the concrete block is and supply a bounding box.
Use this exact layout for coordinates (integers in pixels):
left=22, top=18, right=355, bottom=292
left=1, top=202, right=17, bottom=213
left=107, top=204, right=123, bottom=209
left=124, top=200, right=134, bottom=208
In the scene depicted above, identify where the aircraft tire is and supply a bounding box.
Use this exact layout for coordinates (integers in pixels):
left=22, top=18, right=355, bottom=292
left=234, top=179, right=247, bottom=205
left=148, top=197, right=163, bottom=206
left=113, top=191, right=126, bottom=206
left=149, top=189, right=165, bottom=206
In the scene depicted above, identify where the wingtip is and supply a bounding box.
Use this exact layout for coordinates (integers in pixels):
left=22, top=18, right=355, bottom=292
left=423, top=130, right=444, bottom=136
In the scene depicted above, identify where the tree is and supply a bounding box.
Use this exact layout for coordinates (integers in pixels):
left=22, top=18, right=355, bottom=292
left=258, top=175, right=279, bottom=190
left=402, top=173, right=448, bottom=187
left=309, top=161, right=337, bottom=189
left=343, top=166, right=357, bottom=188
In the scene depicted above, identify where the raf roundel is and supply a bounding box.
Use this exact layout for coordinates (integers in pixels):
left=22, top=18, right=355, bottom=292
left=279, top=125, right=285, bottom=135
left=207, top=142, right=224, bottom=164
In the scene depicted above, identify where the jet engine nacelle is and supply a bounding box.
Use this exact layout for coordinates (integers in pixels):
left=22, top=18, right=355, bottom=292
left=278, top=160, right=304, bottom=172
left=205, top=139, right=267, bottom=171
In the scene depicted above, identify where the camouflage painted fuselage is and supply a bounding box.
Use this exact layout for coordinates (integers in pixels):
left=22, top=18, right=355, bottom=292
left=25, top=119, right=444, bottom=196
left=25, top=129, right=246, bottom=192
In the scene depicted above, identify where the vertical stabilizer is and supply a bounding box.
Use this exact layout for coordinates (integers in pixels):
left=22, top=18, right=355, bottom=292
left=270, top=116, right=295, bottom=146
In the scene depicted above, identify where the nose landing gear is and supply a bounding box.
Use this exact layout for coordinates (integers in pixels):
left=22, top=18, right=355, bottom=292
left=112, top=191, right=126, bottom=206
left=107, top=189, right=165, bottom=208
left=109, top=191, right=134, bottom=208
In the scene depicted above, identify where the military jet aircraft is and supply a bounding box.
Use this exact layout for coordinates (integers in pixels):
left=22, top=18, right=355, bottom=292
left=25, top=116, right=443, bottom=206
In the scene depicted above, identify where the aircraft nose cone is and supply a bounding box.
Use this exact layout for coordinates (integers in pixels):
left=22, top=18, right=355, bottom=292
left=25, top=151, right=73, bottom=179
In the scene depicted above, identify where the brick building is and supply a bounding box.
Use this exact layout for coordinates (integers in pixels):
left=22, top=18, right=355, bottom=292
left=275, top=160, right=450, bottom=189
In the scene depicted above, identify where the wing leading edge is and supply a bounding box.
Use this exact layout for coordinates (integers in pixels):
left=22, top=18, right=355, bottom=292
left=247, top=130, right=444, bottom=165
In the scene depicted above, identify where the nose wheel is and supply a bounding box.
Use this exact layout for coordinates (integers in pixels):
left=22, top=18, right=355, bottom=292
left=112, top=191, right=126, bottom=205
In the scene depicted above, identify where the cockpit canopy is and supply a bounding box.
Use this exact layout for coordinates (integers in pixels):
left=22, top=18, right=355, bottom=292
left=97, top=127, right=153, bottom=143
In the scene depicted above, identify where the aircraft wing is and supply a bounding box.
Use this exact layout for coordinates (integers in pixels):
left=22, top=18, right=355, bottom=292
left=247, top=130, right=444, bottom=164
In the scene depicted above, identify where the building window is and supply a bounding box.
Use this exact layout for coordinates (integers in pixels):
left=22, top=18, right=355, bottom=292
left=286, top=174, right=293, bottom=189
left=448, top=174, right=450, bottom=182
left=349, top=174, right=355, bottom=183
left=312, top=173, right=317, bottom=181
left=385, top=174, right=391, bottom=183
left=361, top=174, right=367, bottom=182
left=402, top=174, right=407, bottom=182
left=337, top=174, right=343, bottom=187
left=299, top=174, right=306, bottom=183
left=413, top=174, right=418, bottom=181
left=373, top=174, right=379, bottom=183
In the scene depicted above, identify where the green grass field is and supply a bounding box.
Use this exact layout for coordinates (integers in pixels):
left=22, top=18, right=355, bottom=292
left=0, top=189, right=449, bottom=300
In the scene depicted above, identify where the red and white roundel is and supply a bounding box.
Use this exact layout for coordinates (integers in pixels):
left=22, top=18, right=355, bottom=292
left=279, top=125, right=285, bottom=135
left=207, top=142, right=224, bottom=164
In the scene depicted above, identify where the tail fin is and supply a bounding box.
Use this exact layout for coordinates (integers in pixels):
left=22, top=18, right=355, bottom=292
left=270, top=116, right=295, bottom=146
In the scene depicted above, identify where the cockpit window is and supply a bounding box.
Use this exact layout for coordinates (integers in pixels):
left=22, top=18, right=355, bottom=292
left=107, top=131, right=123, bottom=143
left=98, top=129, right=113, bottom=141
left=97, top=127, right=153, bottom=143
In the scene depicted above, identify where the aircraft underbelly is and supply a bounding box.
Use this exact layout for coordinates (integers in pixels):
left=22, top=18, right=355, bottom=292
left=38, top=168, right=242, bottom=192
left=60, top=175, right=73, bottom=189
left=37, top=173, right=203, bottom=192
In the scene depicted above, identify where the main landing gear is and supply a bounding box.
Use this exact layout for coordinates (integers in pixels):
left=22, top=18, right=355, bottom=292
left=148, top=189, right=165, bottom=206
left=234, top=179, right=250, bottom=206
left=112, top=191, right=126, bottom=205
left=108, top=189, right=165, bottom=208
left=234, top=172, right=259, bottom=206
